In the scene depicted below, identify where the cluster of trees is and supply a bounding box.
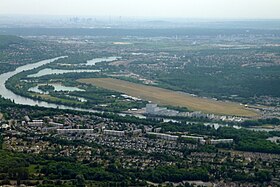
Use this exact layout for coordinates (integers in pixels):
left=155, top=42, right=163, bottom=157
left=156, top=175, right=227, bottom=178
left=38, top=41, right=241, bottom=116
left=0, top=97, right=15, bottom=107
left=0, top=150, right=30, bottom=186
left=0, top=134, right=2, bottom=149
left=141, top=166, right=209, bottom=183
left=230, top=170, right=271, bottom=183
left=237, top=138, right=280, bottom=153
left=38, top=85, right=55, bottom=92
left=0, top=35, right=24, bottom=49
left=0, top=148, right=140, bottom=186
left=214, top=127, right=280, bottom=154
left=40, top=161, right=124, bottom=182
left=99, top=112, right=157, bottom=126
left=242, top=118, right=280, bottom=127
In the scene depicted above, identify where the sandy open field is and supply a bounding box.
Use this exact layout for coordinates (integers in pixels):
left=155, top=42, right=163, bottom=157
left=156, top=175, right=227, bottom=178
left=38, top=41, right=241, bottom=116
left=78, top=78, right=259, bottom=117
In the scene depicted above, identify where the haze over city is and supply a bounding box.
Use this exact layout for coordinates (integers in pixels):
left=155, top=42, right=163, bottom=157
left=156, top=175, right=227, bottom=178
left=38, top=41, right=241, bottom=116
left=1, top=0, right=280, bottom=19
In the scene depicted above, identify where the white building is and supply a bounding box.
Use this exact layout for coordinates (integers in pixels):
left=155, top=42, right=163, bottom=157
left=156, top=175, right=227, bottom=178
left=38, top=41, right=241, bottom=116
left=27, top=120, right=43, bottom=127
left=24, top=116, right=31, bottom=122
left=57, top=129, right=95, bottom=134
left=132, top=129, right=142, bottom=135
left=210, top=139, right=234, bottom=145
left=182, top=135, right=204, bottom=141
left=42, top=126, right=61, bottom=132
left=49, top=122, right=64, bottom=127
left=181, top=135, right=206, bottom=144
left=146, top=104, right=159, bottom=114
left=147, top=132, right=178, bottom=141
left=144, top=127, right=153, bottom=132
left=154, top=127, right=162, bottom=133
left=145, top=104, right=179, bottom=116
left=104, top=130, right=125, bottom=137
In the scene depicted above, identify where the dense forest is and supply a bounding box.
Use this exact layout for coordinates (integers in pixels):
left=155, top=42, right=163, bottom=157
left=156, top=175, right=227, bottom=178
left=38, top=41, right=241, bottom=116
left=0, top=35, right=24, bottom=49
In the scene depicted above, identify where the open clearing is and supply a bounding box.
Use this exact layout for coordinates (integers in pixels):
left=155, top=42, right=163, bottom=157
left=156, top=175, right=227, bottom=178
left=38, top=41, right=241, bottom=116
left=78, top=78, right=259, bottom=117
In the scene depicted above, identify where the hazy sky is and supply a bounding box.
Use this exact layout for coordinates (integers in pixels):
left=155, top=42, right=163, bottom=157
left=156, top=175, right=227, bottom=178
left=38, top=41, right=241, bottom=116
left=1, top=0, right=280, bottom=19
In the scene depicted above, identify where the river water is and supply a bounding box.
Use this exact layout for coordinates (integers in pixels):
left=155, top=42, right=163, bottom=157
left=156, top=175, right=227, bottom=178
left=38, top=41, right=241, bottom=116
left=86, top=56, right=119, bottom=66
left=0, top=56, right=98, bottom=113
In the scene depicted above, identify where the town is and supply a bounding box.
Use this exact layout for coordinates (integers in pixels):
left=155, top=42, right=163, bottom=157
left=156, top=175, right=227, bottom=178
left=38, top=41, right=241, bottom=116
left=1, top=103, right=280, bottom=186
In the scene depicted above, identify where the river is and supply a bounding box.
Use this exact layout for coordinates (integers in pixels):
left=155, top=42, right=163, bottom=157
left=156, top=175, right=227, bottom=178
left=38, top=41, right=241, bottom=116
left=0, top=56, right=99, bottom=113
left=3, top=57, right=277, bottom=129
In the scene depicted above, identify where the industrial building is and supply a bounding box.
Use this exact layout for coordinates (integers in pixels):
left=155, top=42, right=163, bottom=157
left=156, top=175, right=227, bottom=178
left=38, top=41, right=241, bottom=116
left=145, top=104, right=179, bottom=116
left=146, top=104, right=159, bottom=114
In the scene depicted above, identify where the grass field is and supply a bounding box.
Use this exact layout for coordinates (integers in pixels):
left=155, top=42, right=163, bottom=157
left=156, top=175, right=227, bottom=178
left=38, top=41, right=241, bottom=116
left=78, top=78, right=259, bottom=117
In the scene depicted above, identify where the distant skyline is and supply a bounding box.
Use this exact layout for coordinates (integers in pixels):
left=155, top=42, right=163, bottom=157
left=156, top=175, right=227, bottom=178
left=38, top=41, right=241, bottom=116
left=0, top=0, right=280, bottom=19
